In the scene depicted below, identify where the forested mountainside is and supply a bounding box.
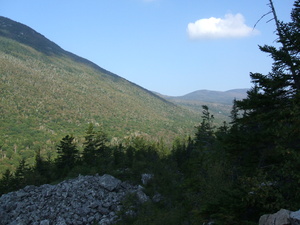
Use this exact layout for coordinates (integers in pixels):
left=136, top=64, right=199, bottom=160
left=168, top=89, right=248, bottom=104
left=0, top=16, right=199, bottom=171
left=159, top=89, right=248, bottom=124
left=1, top=1, right=300, bottom=224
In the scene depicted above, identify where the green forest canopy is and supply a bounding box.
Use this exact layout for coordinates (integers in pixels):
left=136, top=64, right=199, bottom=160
left=1, top=1, right=300, bottom=224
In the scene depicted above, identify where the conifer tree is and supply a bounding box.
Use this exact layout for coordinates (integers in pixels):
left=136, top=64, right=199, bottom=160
left=194, top=105, right=216, bottom=150
left=0, top=169, right=13, bottom=195
left=56, top=135, right=79, bottom=176
left=224, top=0, right=300, bottom=213
left=34, top=149, right=52, bottom=183
left=261, top=0, right=300, bottom=92
left=228, top=0, right=300, bottom=172
left=82, top=123, right=108, bottom=166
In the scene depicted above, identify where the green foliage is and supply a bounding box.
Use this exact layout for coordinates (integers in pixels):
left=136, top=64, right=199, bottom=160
left=0, top=169, right=14, bottom=194
left=0, top=3, right=300, bottom=225
left=214, top=1, right=300, bottom=222
left=194, top=105, right=216, bottom=149
left=82, top=123, right=108, bottom=166
left=0, top=17, right=200, bottom=174
left=55, top=135, right=79, bottom=177
left=166, top=89, right=248, bottom=125
left=228, top=0, right=300, bottom=173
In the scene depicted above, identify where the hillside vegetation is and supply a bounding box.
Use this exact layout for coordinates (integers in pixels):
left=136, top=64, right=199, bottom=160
left=1, top=1, right=300, bottom=224
left=169, top=89, right=248, bottom=104
left=160, top=89, right=247, bottom=124
left=0, top=16, right=199, bottom=172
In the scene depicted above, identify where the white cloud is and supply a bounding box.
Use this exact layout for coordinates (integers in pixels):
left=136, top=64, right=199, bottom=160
left=187, top=13, right=259, bottom=40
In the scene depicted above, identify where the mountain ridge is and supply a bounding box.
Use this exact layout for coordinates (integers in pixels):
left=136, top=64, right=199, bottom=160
left=0, top=16, right=201, bottom=172
left=155, top=88, right=248, bottom=124
left=0, top=16, right=171, bottom=105
left=0, top=16, right=248, bottom=174
left=164, top=88, right=248, bottom=105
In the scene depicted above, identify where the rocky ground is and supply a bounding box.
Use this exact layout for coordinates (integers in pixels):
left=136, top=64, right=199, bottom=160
left=0, top=174, right=150, bottom=225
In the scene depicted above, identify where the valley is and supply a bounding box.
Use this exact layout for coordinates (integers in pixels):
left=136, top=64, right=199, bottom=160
left=0, top=16, right=242, bottom=173
left=0, top=2, right=298, bottom=223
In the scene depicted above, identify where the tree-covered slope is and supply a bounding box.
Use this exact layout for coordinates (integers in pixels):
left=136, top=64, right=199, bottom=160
left=171, top=89, right=248, bottom=105
left=159, top=89, right=248, bottom=124
left=0, top=16, right=199, bottom=170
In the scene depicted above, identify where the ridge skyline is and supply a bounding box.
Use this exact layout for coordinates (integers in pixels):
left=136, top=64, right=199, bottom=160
left=1, top=0, right=292, bottom=95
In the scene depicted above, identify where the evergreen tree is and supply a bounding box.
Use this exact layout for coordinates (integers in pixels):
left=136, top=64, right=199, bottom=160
left=14, top=159, right=28, bottom=179
left=113, top=144, right=126, bottom=167
left=82, top=123, right=108, bottom=166
left=0, top=169, right=13, bottom=195
left=194, top=105, right=216, bottom=150
left=260, top=0, right=300, bottom=92
left=55, top=135, right=79, bottom=176
left=34, top=149, right=52, bottom=183
left=229, top=0, right=300, bottom=172
left=223, top=0, right=300, bottom=215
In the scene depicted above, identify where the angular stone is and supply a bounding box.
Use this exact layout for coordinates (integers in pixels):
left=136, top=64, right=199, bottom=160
left=152, top=193, right=162, bottom=203
left=16, top=191, right=27, bottom=198
left=61, top=191, right=68, bottom=198
left=88, top=216, right=95, bottom=223
left=290, top=210, right=300, bottom=225
left=120, top=182, right=132, bottom=190
left=89, top=202, right=100, bottom=209
left=95, top=212, right=102, bottom=221
left=136, top=190, right=149, bottom=203
left=23, top=185, right=35, bottom=192
left=39, top=219, right=50, bottom=225
left=141, top=173, right=153, bottom=185
left=56, top=217, right=67, bottom=225
left=98, top=206, right=110, bottom=215
left=259, top=209, right=291, bottom=225
left=5, top=202, right=17, bottom=212
left=98, top=174, right=121, bottom=191
left=102, top=202, right=111, bottom=208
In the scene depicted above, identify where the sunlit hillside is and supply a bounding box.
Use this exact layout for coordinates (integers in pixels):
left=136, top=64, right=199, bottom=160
left=0, top=16, right=200, bottom=171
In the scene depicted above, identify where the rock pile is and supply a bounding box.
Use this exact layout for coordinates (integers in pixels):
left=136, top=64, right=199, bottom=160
left=0, top=174, right=149, bottom=225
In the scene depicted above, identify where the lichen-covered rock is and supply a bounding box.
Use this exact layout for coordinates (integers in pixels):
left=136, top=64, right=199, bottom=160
left=0, top=174, right=148, bottom=225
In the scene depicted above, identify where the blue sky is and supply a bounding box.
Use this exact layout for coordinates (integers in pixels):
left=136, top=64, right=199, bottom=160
left=0, top=0, right=295, bottom=96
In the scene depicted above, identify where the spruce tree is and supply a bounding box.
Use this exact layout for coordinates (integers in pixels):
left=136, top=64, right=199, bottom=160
left=0, top=169, right=13, bottom=195
left=56, top=135, right=79, bottom=177
left=224, top=0, right=300, bottom=213
left=82, top=123, right=108, bottom=166
left=228, top=0, right=300, bottom=172
left=194, top=105, right=216, bottom=150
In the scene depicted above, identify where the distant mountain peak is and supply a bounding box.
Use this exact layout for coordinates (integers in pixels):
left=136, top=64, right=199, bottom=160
left=164, top=88, right=248, bottom=105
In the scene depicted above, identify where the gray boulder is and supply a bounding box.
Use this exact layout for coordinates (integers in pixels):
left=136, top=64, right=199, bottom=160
left=98, top=174, right=121, bottom=191
left=259, top=209, right=291, bottom=225
left=290, top=210, right=300, bottom=225
left=141, top=173, right=153, bottom=185
left=259, top=209, right=300, bottom=225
